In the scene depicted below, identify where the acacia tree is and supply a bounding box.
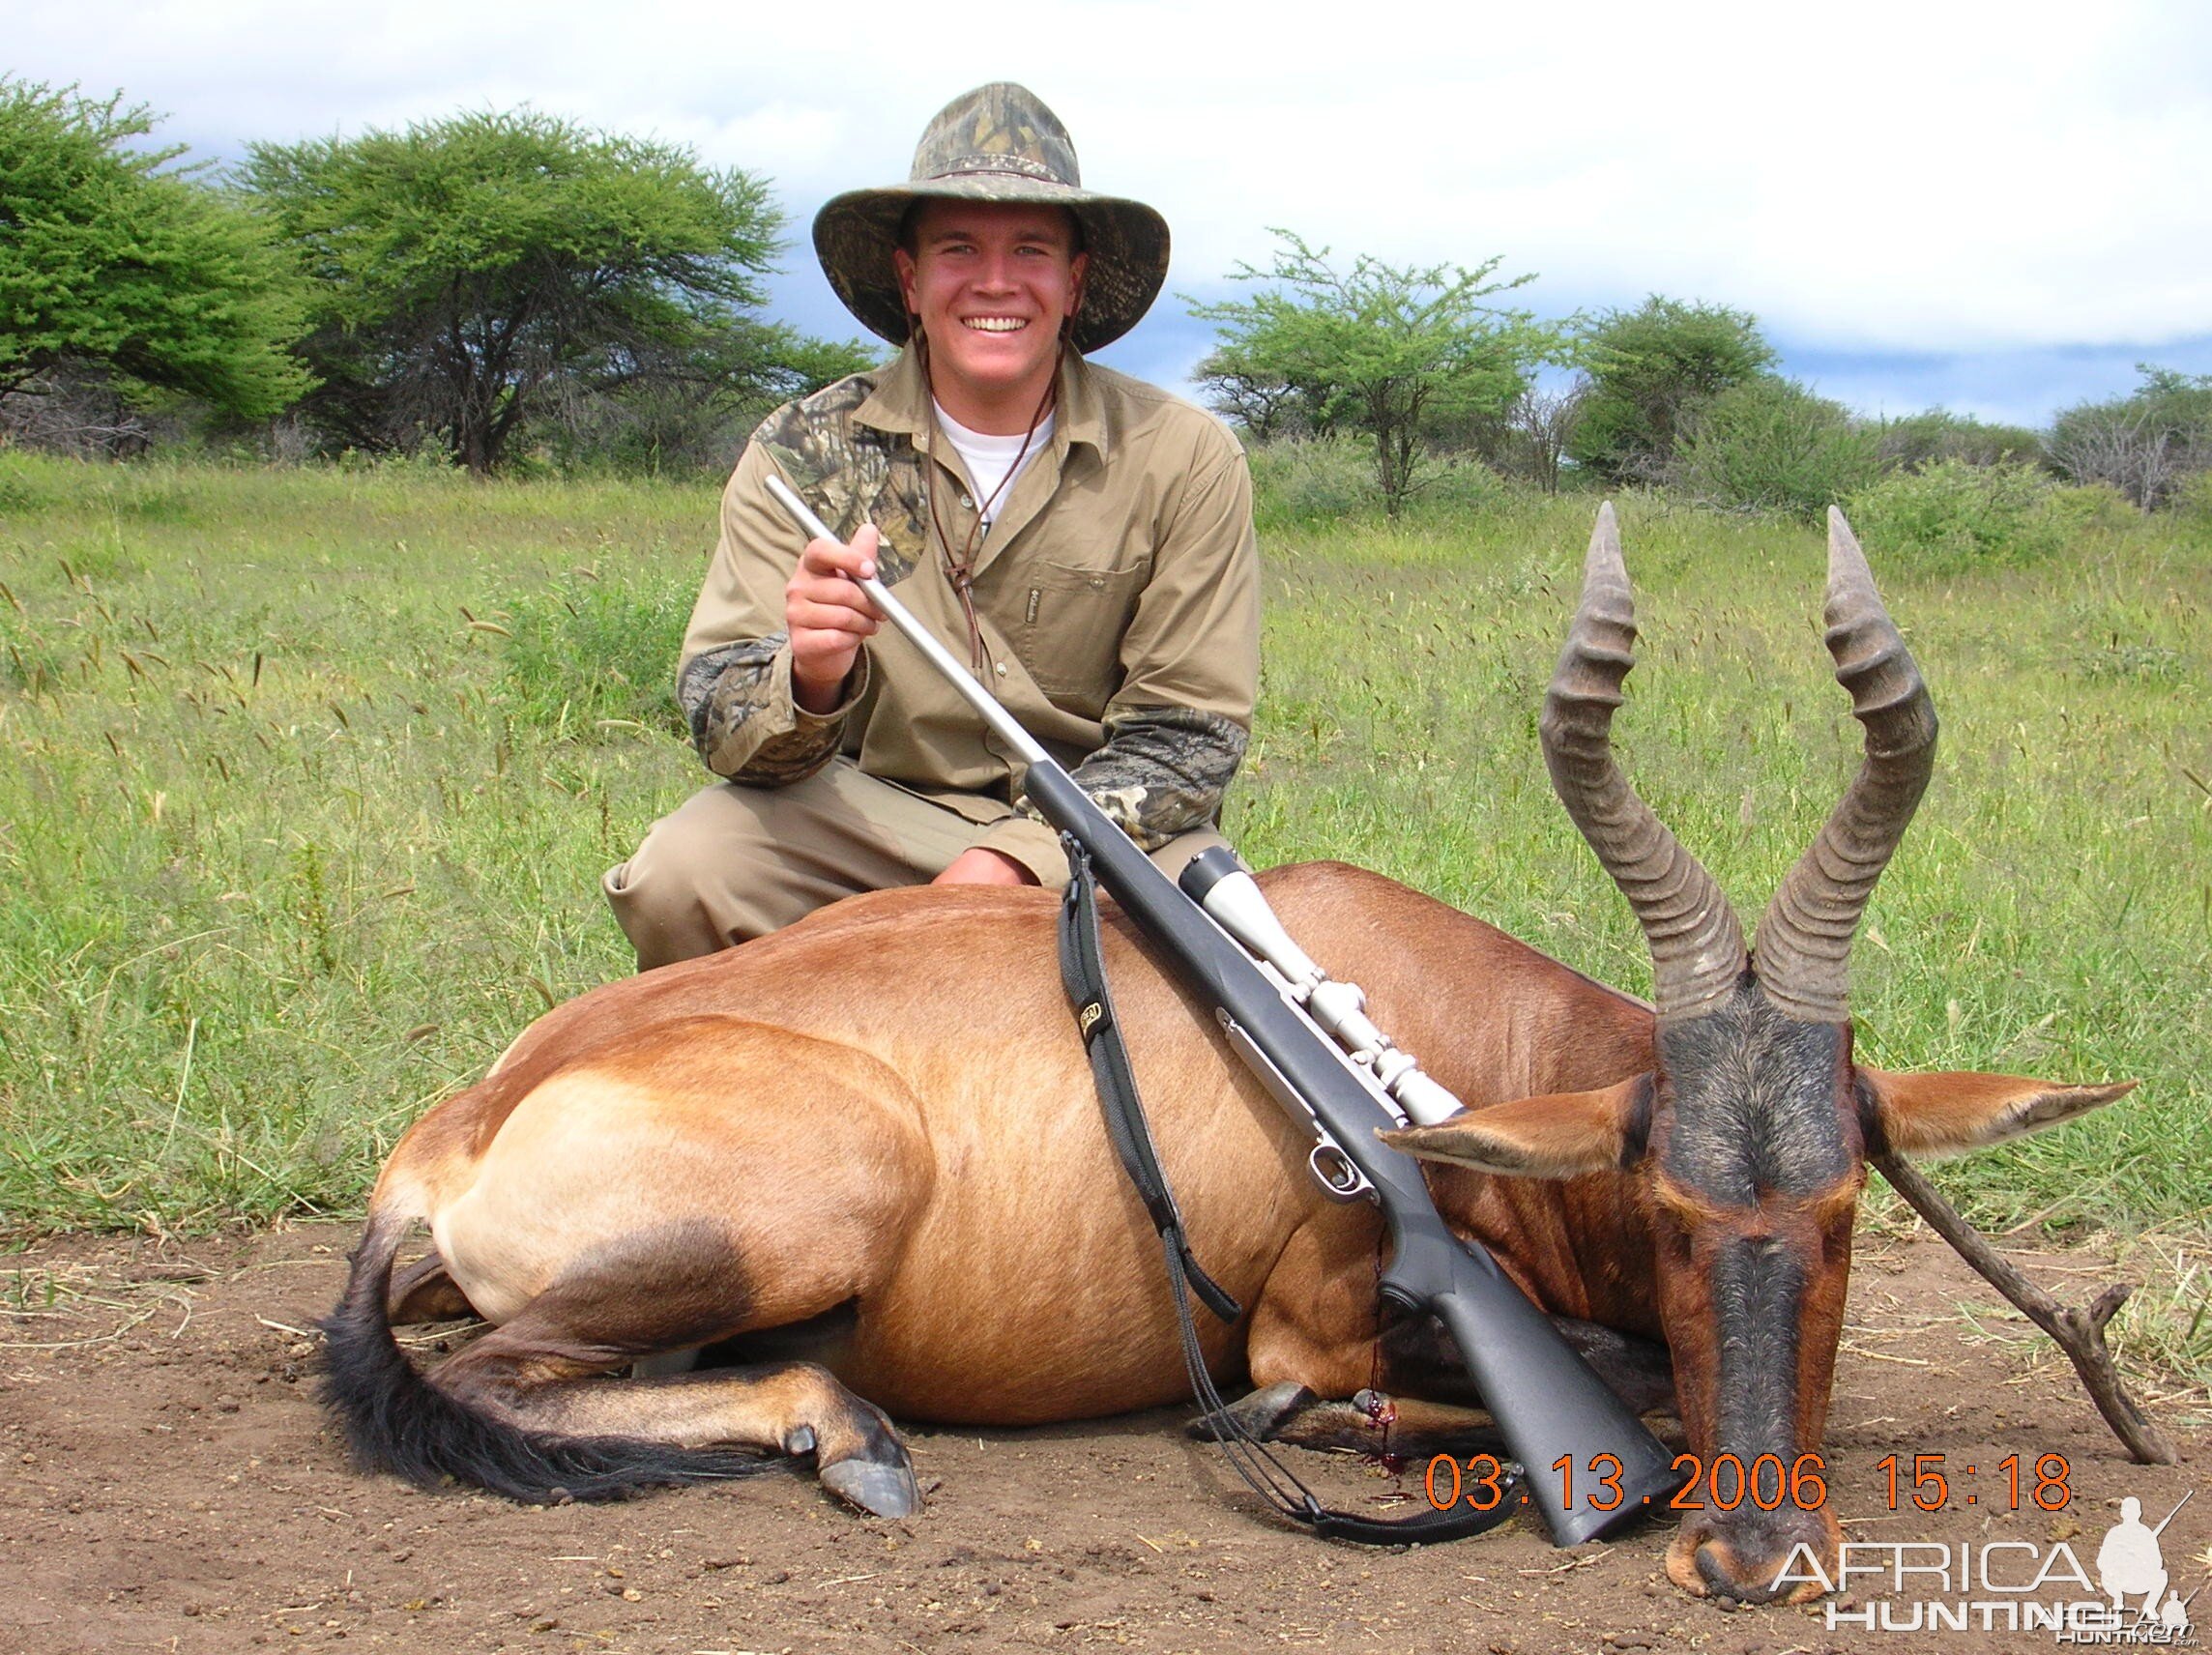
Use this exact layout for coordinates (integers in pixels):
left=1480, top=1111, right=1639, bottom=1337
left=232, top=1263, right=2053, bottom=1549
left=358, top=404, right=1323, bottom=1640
left=548, top=319, right=879, bottom=476
left=1190, top=341, right=1334, bottom=441
left=0, top=80, right=309, bottom=423
left=243, top=109, right=786, bottom=473
left=1187, top=231, right=1550, bottom=514
left=1569, top=296, right=1776, bottom=482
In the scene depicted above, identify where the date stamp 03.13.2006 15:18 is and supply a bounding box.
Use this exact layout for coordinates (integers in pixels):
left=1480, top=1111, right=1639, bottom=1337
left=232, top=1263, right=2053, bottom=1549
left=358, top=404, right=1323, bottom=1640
left=1423, top=1451, right=2078, bottom=1518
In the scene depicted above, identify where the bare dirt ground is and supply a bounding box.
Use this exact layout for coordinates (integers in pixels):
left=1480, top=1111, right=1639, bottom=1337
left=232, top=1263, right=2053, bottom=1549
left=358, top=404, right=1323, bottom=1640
left=3, top=1224, right=2205, bottom=1655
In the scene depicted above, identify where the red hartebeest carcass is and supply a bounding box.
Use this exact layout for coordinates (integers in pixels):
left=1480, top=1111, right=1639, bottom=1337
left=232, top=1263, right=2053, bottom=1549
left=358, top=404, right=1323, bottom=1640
left=324, top=508, right=2132, bottom=1604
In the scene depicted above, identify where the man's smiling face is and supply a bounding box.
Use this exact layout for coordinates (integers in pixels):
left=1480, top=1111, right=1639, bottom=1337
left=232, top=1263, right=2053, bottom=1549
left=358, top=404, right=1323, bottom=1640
left=894, top=199, right=1088, bottom=432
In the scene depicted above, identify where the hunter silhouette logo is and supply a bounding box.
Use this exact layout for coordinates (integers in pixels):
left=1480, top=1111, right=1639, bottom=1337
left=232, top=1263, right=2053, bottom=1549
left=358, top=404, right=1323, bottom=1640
left=2096, top=1494, right=2195, bottom=1636
left=1769, top=1484, right=2202, bottom=1640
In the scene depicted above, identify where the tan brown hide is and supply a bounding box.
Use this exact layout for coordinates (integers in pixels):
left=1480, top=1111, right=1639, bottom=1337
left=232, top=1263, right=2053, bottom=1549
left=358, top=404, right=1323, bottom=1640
left=369, top=864, right=1658, bottom=1427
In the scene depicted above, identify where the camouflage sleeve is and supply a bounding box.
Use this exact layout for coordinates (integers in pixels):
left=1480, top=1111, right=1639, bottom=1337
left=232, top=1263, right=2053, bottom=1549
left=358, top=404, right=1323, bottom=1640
left=676, top=420, right=883, bottom=787
left=1003, top=705, right=1249, bottom=852
left=676, top=633, right=866, bottom=787
left=673, top=375, right=935, bottom=786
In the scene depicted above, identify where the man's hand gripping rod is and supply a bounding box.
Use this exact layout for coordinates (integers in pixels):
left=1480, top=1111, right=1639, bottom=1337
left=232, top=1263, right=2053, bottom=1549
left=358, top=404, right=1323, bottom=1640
left=765, top=476, right=1674, bottom=1545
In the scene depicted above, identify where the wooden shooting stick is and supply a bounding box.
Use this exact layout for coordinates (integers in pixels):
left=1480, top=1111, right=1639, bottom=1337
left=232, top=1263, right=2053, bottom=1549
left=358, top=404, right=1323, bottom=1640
left=1873, top=1148, right=2177, bottom=1466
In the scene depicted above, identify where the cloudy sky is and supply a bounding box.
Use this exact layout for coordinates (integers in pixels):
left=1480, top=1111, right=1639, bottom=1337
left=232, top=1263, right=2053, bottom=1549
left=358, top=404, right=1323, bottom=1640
left=14, top=0, right=2208, bottom=425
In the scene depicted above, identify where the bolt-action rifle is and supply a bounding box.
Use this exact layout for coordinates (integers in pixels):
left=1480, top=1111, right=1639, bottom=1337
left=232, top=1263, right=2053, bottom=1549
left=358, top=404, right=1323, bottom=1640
left=766, top=476, right=1674, bottom=1545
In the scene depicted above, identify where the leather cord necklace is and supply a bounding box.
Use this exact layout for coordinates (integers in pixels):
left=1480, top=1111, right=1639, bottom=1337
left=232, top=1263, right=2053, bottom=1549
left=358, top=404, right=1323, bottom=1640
left=915, top=327, right=1065, bottom=672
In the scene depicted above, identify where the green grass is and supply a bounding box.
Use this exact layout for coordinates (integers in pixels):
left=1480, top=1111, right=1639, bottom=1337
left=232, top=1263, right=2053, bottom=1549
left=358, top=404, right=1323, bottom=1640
left=1237, top=495, right=2212, bottom=1247
left=0, top=453, right=711, bottom=1232
left=2, top=453, right=2208, bottom=1384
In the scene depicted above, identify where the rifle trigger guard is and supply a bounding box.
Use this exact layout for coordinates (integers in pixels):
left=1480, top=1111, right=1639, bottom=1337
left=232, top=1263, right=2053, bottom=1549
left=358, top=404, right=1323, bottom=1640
left=1307, top=1139, right=1374, bottom=1204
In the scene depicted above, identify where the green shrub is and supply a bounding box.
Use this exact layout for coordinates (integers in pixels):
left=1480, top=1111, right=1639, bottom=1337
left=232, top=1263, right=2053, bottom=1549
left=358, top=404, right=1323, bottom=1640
left=2078, top=641, right=2186, bottom=683
left=1843, top=458, right=2070, bottom=567
left=1674, top=379, right=1883, bottom=521
left=1248, top=433, right=1507, bottom=532
left=1248, top=434, right=1377, bottom=529
left=499, top=563, right=698, bottom=738
left=1404, top=450, right=1510, bottom=517
left=2048, top=481, right=2137, bottom=536
left=1877, top=409, right=2045, bottom=470
left=2168, top=468, right=2212, bottom=527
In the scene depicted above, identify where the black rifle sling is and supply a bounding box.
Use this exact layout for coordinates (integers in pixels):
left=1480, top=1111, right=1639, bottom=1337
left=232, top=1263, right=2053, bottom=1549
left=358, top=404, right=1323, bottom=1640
left=1057, top=836, right=1240, bottom=1322
left=1057, top=835, right=1528, bottom=1545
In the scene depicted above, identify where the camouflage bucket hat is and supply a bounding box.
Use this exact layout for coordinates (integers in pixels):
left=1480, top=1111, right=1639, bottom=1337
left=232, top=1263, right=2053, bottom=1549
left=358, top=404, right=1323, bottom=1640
left=812, top=83, right=1170, bottom=354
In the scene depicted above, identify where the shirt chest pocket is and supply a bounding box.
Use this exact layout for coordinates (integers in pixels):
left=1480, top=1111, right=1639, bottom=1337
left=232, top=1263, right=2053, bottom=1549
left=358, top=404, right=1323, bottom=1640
left=1012, top=558, right=1148, bottom=713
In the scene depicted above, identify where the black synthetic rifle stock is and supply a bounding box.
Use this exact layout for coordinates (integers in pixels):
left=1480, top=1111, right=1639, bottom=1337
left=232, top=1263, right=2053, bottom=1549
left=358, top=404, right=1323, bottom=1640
left=764, top=476, right=1674, bottom=1546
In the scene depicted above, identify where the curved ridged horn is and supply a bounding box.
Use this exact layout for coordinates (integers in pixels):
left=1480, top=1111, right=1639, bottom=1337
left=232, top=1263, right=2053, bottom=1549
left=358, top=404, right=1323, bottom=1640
left=1542, top=505, right=1745, bottom=1023
left=1752, top=508, right=1939, bottom=1023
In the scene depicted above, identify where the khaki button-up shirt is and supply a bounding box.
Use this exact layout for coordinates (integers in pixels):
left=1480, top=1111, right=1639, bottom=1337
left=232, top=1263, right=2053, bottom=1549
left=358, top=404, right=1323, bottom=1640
left=677, top=347, right=1261, bottom=885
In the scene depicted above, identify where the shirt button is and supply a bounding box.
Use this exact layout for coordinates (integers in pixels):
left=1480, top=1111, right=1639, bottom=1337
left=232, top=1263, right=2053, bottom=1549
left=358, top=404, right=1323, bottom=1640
left=994, top=662, right=1007, bottom=677
left=959, top=493, right=975, bottom=508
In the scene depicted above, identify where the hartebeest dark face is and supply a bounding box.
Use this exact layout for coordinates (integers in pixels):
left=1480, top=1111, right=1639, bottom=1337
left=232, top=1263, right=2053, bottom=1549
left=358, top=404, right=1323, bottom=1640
left=1640, top=986, right=1866, bottom=1600
left=1385, top=508, right=2132, bottom=1605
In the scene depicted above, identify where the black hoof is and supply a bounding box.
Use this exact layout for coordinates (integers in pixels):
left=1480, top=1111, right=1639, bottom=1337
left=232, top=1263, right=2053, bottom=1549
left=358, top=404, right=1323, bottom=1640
left=822, top=1456, right=922, bottom=1519
left=1186, top=1380, right=1317, bottom=1441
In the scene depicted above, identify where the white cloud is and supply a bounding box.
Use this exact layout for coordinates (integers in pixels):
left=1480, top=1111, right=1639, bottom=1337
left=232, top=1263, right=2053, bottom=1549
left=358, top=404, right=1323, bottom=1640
left=13, top=0, right=2210, bottom=413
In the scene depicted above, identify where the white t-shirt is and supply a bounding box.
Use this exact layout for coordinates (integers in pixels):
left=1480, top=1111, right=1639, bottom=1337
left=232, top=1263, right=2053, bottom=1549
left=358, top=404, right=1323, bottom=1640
left=934, top=401, right=1056, bottom=528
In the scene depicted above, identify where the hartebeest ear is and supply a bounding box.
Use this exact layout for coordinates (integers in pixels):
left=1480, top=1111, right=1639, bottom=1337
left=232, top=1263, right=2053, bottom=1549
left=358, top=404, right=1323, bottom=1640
left=1861, top=1067, right=2138, bottom=1159
left=1379, top=1076, right=1650, bottom=1178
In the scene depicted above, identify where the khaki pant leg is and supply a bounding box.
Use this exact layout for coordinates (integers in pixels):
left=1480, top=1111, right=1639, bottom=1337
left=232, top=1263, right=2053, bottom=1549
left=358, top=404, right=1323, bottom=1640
left=604, top=759, right=1242, bottom=971
left=603, top=760, right=1002, bottom=968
